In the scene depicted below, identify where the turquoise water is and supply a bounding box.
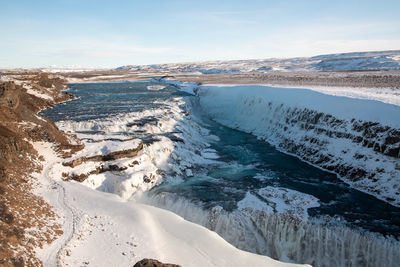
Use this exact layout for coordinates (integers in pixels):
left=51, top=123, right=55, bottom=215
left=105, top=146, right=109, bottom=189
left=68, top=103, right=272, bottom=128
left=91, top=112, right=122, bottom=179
left=42, top=81, right=191, bottom=122
left=153, top=113, right=400, bottom=237
left=42, top=81, right=400, bottom=239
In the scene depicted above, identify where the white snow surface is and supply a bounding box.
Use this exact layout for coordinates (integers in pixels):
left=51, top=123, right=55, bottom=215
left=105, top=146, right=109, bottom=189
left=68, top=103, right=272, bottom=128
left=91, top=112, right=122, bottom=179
left=116, top=50, right=400, bottom=73
left=205, top=83, right=400, bottom=107
left=197, top=85, right=400, bottom=127
left=238, top=187, right=320, bottom=219
left=32, top=142, right=303, bottom=267
left=26, top=88, right=54, bottom=101
left=69, top=138, right=142, bottom=159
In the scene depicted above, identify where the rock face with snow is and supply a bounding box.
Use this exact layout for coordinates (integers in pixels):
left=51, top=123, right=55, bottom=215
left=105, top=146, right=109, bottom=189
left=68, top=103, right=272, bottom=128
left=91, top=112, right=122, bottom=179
left=63, top=140, right=143, bottom=168
left=196, top=85, right=400, bottom=206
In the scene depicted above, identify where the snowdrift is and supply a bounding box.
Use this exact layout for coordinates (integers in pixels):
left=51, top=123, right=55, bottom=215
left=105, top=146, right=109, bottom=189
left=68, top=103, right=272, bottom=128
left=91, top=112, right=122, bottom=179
left=34, top=143, right=302, bottom=267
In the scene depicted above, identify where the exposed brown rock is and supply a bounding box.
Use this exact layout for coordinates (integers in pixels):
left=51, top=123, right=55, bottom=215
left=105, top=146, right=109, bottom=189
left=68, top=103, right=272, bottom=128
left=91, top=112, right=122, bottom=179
left=0, top=82, right=20, bottom=109
left=67, top=164, right=128, bottom=182
left=133, top=258, right=181, bottom=267
left=0, top=73, right=82, bottom=265
left=36, top=72, right=67, bottom=91
left=63, top=141, right=143, bottom=168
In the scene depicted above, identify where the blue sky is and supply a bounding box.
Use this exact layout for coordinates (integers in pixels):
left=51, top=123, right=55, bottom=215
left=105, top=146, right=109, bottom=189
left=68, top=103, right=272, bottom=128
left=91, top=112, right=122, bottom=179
left=1, top=0, right=399, bottom=68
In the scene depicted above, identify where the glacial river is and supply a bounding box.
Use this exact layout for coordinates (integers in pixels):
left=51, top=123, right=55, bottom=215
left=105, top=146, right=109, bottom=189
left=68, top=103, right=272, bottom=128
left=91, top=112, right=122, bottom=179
left=42, top=81, right=400, bottom=266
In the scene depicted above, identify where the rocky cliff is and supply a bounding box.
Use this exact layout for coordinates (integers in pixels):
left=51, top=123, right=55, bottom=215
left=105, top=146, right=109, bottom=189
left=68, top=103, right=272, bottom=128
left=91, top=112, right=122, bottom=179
left=197, top=85, right=400, bottom=207
left=0, top=73, right=81, bottom=266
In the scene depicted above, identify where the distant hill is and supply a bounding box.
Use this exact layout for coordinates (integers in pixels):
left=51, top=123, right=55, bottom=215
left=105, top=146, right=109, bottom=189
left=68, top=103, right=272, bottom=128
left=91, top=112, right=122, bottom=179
left=116, top=50, right=400, bottom=73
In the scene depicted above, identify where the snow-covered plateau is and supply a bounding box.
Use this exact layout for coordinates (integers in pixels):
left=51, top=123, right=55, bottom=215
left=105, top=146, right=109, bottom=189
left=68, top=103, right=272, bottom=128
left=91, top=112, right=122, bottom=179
left=116, top=50, right=400, bottom=74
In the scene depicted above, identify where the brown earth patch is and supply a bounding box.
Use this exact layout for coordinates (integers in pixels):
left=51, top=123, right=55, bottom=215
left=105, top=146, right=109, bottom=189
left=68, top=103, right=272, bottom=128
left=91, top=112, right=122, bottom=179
left=0, top=72, right=82, bottom=266
left=63, top=141, right=143, bottom=168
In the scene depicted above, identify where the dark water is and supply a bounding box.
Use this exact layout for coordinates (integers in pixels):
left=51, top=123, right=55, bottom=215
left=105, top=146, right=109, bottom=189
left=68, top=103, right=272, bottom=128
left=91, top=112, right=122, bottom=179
left=42, top=81, right=400, bottom=239
left=41, top=81, right=189, bottom=122
left=153, top=112, right=400, bottom=238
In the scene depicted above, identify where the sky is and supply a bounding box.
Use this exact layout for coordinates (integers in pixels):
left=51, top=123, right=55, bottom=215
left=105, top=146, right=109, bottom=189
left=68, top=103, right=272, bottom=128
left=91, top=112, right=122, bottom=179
left=1, top=0, right=399, bottom=68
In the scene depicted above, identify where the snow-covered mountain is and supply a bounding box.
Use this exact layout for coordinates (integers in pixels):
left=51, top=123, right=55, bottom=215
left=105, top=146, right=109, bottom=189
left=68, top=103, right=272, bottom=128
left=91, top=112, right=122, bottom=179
left=116, top=50, right=400, bottom=73
left=311, top=50, right=400, bottom=71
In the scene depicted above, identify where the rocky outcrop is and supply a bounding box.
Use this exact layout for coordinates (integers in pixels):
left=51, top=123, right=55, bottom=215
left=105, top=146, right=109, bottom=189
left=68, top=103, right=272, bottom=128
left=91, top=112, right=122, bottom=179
left=65, top=164, right=128, bottom=182
left=0, top=82, right=20, bottom=109
left=63, top=141, right=143, bottom=168
left=262, top=106, right=400, bottom=205
left=133, top=258, right=181, bottom=267
left=281, top=108, right=400, bottom=158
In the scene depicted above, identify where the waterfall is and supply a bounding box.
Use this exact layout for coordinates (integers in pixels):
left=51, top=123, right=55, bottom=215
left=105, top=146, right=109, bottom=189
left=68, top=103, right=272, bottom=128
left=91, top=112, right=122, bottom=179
left=139, top=192, right=400, bottom=267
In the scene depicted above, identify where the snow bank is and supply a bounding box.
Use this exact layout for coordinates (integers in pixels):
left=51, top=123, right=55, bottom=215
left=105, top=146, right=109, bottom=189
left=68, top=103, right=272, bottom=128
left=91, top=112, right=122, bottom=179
left=70, top=138, right=142, bottom=159
left=59, top=183, right=302, bottom=267
left=205, top=83, right=400, bottom=106
left=238, top=187, right=320, bottom=219
left=26, top=88, right=54, bottom=101
left=196, top=85, right=400, bottom=206
left=141, top=192, right=400, bottom=267
left=33, top=142, right=302, bottom=267
left=198, top=85, right=400, bottom=127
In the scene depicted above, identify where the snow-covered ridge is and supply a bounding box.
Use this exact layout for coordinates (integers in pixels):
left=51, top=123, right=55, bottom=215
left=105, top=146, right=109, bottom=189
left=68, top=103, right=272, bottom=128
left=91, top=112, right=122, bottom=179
left=194, top=84, right=400, bottom=206
left=311, top=50, right=400, bottom=71
left=116, top=50, right=400, bottom=73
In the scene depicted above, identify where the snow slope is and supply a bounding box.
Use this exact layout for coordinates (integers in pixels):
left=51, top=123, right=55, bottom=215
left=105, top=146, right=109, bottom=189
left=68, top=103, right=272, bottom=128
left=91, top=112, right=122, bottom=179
left=312, top=51, right=400, bottom=71
left=195, top=84, right=400, bottom=206
left=203, top=83, right=400, bottom=106
left=33, top=142, right=303, bottom=267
